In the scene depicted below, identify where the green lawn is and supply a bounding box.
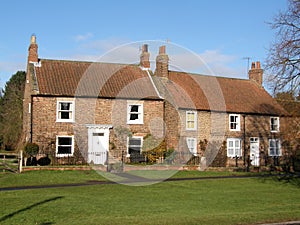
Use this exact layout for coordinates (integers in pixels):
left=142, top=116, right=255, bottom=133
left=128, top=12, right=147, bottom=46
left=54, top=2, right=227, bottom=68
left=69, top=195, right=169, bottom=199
left=0, top=170, right=300, bottom=225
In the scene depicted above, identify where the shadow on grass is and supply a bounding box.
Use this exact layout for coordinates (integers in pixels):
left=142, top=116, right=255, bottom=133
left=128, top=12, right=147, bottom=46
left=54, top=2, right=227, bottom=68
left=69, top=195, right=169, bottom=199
left=0, top=196, right=64, bottom=223
left=276, top=172, right=300, bottom=187
left=258, top=172, right=300, bottom=188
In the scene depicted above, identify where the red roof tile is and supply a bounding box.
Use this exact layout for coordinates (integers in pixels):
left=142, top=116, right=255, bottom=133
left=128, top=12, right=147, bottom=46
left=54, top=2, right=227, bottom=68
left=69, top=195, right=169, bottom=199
left=165, top=71, right=287, bottom=115
left=34, top=59, right=160, bottom=100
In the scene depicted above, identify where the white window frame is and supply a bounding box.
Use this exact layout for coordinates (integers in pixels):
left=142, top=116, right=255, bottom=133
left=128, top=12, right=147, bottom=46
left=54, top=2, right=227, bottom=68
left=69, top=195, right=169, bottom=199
left=187, top=137, right=197, bottom=156
left=56, top=135, right=74, bottom=157
left=186, top=111, right=197, bottom=130
left=269, top=139, right=281, bottom=156
left=127, top=102, right=143, bottom=124
left=227, top=138, right=242, bottom=157
left=270, top=117, right=280, bottom=132
left=56, top=100, right=75, bottom=122
left=127, top=136, right=143, bottom=156
left=229, top=114, right=240, bottom=131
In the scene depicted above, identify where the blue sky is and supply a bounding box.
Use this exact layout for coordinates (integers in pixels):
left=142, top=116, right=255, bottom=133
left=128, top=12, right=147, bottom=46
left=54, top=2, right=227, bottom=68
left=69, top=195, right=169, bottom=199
left=0, top=0, right=287, bottom=89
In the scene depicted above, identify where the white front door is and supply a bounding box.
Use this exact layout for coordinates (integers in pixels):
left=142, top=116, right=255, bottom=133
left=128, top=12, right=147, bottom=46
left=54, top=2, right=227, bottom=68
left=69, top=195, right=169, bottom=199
left=250, top=137, right=260, bottom=166
left=90, top=133, right=107, bottom=164
left=87, top=125, right=112, bottom=165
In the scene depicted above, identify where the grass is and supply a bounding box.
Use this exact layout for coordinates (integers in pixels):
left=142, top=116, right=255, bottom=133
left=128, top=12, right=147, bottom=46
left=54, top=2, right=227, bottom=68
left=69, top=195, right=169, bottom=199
left=0, top=170, right=107, bottom=188
left=0, top=170, right=300, bottom=225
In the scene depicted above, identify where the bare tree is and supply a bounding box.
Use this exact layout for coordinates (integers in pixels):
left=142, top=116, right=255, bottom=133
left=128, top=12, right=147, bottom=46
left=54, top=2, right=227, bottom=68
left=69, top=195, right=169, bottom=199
left=265, top=0, right=300, bottom=95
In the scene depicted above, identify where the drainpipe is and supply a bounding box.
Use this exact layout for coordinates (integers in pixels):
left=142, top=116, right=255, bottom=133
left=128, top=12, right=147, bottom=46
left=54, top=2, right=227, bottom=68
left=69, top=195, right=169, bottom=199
left=30, top=95, right=33, bottom=143
left=243, top=114, right=246, bottom=167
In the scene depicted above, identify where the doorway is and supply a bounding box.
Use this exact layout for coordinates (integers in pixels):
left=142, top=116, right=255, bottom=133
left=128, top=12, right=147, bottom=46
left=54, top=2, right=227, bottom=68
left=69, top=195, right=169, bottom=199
left=87, top=125, right=112, bottom=165
left=250, top=137, right=260, bottom=166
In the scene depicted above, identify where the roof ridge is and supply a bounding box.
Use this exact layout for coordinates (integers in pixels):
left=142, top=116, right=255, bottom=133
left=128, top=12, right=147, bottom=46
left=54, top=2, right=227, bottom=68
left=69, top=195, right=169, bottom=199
left=39, top=58, right=139, bottom=67
left=169, top=70, right=248, bottom=81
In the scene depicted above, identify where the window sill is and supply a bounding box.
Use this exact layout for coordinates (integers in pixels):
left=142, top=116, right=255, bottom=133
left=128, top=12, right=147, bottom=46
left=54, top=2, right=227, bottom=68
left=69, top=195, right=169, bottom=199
left=229, top=129, right=241, bottom=132
left=56, top=154, right=74, bottom=157
left=127, top=121, right=144, bottom=125
left=186, top=128, right=197, bottom=131
left=56, top=119, right=74, bottom=123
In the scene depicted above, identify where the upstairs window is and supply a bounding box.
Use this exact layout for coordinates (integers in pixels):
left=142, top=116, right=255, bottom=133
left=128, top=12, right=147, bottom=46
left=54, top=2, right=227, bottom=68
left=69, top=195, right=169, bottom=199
left=127, top=103, right=143, bottom=124
left=186, top=137, right=197, bottom=156
left=229, top=114, right=240, bottom=131
left=269, top=139, right=281, bottom=156
left=227, top=138, right=242, bottom=157
left=57, top=101, right=74, bottom=122
left=270, top=117, right=279, bottom=132
left=56, top=136, right=74, bottom=157
left=186, top=111, right=197, bottom=130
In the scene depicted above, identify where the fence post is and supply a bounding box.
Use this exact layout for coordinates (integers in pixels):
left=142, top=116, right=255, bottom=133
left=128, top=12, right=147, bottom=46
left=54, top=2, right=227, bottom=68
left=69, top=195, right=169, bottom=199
left=18, top=150, right=23, bottom=173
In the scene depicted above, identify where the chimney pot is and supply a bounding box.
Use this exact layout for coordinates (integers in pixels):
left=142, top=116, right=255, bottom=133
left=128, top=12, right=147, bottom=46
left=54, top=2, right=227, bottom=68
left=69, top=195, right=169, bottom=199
left=256, top=61, right=261, bottom=69
left=155, top=45, right=169, bottom=78
left=28, top=35, right=38, bottom=63
left=30, top=34, right=36, bottom=44
left=140, top=44, right=150, bottom=69
left=142, top=44, right=148, bottom=53
left=249, top=61, right=263, bottom=87
left=159, top=45, right=166, bottom=54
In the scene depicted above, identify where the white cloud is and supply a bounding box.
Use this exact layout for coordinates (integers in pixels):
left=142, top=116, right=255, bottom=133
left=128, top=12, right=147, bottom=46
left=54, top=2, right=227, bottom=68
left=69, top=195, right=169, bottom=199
left=168, top=49, right=245, bottom=78
left=74, top=32, right=94, bottom=42
left=67, top=38, right=246, bottom=79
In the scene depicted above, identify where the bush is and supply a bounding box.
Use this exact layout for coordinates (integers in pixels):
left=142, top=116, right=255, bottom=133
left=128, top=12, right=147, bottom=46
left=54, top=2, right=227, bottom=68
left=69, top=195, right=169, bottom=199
left=142, top=134, right=166, bottom=164
left=24, top=143, right=39, bottom=156
left=37, top=156, right=51, bottom=166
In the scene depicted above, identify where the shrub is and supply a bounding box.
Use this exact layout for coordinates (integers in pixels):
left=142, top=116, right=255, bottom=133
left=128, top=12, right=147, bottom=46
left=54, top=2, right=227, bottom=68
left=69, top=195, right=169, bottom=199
left=142, top=134, right=166, bottom=164
left=37, top=156, right=51, bottom=166
left=24, top=143, right=39, bottom=156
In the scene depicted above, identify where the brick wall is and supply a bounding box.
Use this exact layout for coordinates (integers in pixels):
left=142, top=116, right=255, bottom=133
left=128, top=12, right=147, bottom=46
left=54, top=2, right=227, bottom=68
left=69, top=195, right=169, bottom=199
left=163, top=102, right=285, bottom=167
left=30, top=96, right=164, bottom=163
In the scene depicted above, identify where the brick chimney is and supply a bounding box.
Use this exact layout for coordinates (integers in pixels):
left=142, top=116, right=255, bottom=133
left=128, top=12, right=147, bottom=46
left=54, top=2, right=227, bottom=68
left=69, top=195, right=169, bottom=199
left=248, top=61, right=263, bottom=87
left=28, top=34, right=38, bottom=63
left=155, top=45, right=169, bottom=78
left=140, top=44, right=150, bottom=69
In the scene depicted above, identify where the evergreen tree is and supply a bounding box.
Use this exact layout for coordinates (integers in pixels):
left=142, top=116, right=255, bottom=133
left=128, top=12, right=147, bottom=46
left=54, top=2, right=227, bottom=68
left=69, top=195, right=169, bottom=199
left=0, top=71, right=26, bottom=150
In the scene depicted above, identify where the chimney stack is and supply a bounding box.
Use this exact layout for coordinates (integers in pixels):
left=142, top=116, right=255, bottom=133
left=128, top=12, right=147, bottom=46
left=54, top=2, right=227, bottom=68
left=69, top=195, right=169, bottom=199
left=248, top=61, right=263, bottom=87
left=155, top=45, right=169, bottom=78
left=140, top=44, right=150, bottom=69
left=28, top=34, right=38, bottom=63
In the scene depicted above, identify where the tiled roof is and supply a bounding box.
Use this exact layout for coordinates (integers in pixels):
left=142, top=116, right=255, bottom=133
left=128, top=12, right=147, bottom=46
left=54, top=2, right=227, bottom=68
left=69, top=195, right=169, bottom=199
left=164, top=71, right=287, bottom=115
left=34, top=59, right=160, bottom=99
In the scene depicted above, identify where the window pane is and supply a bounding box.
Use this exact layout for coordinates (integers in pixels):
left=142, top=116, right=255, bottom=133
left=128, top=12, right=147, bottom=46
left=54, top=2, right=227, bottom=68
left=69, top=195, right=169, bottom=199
left=130, top=105, right=139, bottom=112
left=187, top=112, right=194, bottom=120
left=60, top=112, right=70, bottom=119
left=129, top=138, right=141, bottom=146
left=58, top=146, right=71, bottom=154
left=230, top=116, right=235, bottom=123
left=130, top=113, right=139, bottom=120
left=58, top=137, right=72, bottom=145
left=128, top=137, right=142, bottom=155
left=60, top=102, right=70, bottom=110
left=235, top=140, right=240, bottom=148
left=129, top=147, right=140, bottom=154
left=187, top=121, right=194, bottom=128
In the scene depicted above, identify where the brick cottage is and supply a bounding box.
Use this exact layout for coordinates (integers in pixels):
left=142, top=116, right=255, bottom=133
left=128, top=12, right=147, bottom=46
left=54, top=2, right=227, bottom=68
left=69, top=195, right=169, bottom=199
left=23, top=35, right=287, bottom=169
